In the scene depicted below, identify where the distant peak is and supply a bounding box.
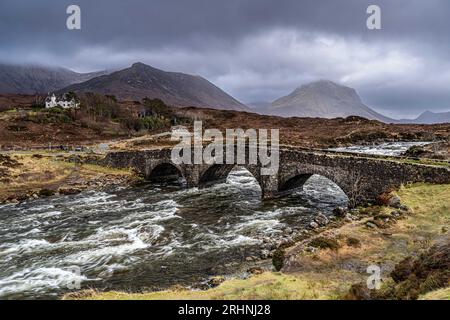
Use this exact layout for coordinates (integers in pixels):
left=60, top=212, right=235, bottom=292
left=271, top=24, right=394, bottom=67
left=313, top=79, right=336, bottom=84
left=293, top=79, right=341, bottom=91
left=130, top=62, right=157, bottom=70
left=307, top=80, right=341, bottom=87
left=131, top=62, right=146, bottom=67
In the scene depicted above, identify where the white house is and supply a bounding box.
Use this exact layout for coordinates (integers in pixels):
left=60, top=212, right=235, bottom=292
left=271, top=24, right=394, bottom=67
left=45, top=93, right=80, bottom=109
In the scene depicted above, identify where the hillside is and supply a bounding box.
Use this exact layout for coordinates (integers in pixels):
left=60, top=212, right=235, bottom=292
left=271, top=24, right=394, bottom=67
left=59, top=62, right=249, bottom=111
left=258, top=80, right=395, bottom=123
left=0, top=64, right=107, bottom=94
left=401, top=110, right=450, bottom=124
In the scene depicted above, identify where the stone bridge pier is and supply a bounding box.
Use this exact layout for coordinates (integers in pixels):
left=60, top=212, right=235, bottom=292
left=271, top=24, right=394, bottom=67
left=103, top=148, right=450, bottom=207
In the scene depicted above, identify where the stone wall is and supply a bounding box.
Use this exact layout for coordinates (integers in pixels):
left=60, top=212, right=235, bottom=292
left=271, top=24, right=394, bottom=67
left=103, top=148, right=450, bottom=206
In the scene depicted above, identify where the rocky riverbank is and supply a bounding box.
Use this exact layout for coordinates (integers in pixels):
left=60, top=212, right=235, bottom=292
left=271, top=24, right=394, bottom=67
left=403, top=140, right=450, bottom=160
left=65, top=183, right=450, bottom=300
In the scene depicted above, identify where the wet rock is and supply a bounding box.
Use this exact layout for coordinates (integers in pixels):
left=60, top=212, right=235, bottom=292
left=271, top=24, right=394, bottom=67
left=387, top=195, right=402, bottom=209
left=333, top=206, right=348, bottom=217
left=245, top=256, right=258, bottom=262
left=260, top=249, right=271, bottom=259
left=314, top=213, right=329, bottom=226
left=58, top=187, right=82, bottom=195
left=208, top=276, right=225, bottom=287
left=262, top=237, right=271, bottom=244
left=38, top=188, right=56, bottom=197
left=309, top=221, right=319, bottom=229
left=247, top=267, right=264, bottom=275
left=79, top=214, right=91, bottom=220
left=390, top=210, right=403, bottom=218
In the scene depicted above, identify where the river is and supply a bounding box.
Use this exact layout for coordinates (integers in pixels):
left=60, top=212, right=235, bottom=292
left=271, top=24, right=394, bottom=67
left=0, top=141, right=426, bottom=299
left=329, top=141, right=432, bottom=156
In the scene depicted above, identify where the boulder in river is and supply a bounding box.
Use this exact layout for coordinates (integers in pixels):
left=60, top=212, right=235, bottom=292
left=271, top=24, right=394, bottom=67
left=309, top=221, right=319, bottom=229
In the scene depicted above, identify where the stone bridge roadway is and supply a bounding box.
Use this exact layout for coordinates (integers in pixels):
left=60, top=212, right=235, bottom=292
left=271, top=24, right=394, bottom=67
left=103, top=147, right=450, bottom=206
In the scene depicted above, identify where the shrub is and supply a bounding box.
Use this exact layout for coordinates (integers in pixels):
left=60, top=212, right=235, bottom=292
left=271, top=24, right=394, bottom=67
left=346, top=237, right=361, bottom=248
left=272, top=249, right=285, bottom=271
left=309, top=237, right=341, bottom=251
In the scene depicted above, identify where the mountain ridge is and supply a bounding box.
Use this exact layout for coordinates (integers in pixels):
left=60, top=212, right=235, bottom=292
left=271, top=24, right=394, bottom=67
left=400, top=110, right=450, bottom=124
left=58, top=62, right=250, bottom=111
left=260, top=80, right=395, bottom=123
left=0, top=63, right=107, bottom=95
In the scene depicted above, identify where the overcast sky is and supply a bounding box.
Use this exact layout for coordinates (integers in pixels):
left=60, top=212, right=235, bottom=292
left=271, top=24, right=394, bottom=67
left=0, top=0, right=449, bottom=118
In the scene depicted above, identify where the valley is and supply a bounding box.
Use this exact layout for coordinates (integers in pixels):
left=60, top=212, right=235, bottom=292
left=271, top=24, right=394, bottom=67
left=1, top=96, right=450, bottom=152
left=0, top=64, right=449, bottom=301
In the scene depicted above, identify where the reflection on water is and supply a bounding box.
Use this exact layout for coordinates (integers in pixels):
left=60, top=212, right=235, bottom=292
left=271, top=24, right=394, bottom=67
left=0, top=168, right=348, bottom=299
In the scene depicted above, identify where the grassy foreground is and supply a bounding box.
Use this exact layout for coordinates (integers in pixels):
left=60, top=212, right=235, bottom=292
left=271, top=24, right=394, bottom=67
left=65, top=182, right=450, bottom=300
left=67, top=272, right=346, bottom=300
left=419, top=287, right=450, bottom=300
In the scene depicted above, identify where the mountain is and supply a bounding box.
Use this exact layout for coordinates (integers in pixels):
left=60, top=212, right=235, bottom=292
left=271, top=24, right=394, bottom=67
left=400, top=110, right=450, bottom=124
left=59, top=62, right=250, bottom=111
left=262, top=80, right=395, bottom=123
left=0, top=63, right=107, bottom=95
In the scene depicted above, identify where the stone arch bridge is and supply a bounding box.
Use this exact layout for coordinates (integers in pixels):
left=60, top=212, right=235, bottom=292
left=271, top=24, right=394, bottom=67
left=103, top=147, right=450, bottom=206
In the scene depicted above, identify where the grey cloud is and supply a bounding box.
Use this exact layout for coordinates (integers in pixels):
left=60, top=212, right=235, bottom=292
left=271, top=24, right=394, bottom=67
left=0, top=0, right=449, bottom=118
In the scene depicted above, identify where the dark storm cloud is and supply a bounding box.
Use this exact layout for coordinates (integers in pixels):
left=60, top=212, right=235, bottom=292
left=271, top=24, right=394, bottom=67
left=0, top=0, right=449, bottom=118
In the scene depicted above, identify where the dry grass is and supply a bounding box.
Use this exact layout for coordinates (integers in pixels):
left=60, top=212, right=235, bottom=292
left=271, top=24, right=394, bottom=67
left=0, top=152, right=135, bottom=201
left=418, top=287, right=450, bottom=300
left=1, top=153, right=72, bottom=190
left=65, top=272, right=349, bottom=300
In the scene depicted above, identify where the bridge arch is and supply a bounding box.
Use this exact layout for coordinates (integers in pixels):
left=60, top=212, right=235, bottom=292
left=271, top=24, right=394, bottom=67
left=146, top=162, right=185, bottom=183
left=279, top=173, right=313, bottom=192
left=198, top=164, right=263, bottom=191
left=199, top=164, right=236, bottom=185
left=278, top=170, right=353, bottom=204
left=104, top=148, right=450, bottom=206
